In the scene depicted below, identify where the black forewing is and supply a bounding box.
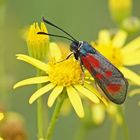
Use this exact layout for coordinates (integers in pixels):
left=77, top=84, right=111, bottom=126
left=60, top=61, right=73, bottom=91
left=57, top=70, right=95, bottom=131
left=80, top=49, right=128, bottom=104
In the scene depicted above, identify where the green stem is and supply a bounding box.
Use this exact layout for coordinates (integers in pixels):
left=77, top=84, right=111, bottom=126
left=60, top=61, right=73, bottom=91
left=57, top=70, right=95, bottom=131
left=37, top=97, right=44, bottom=139
left=122, top=120, right=129, bottom=140
left=74, top=125, right=89, bottom=140
left=46, top=92, right=66, bottom=140
left=110, top=121, right=118, bottom=140
left=74, top=102, right=93, bottom=140
left=36, top=70, right=44, bottom=139
left=119, top=106, right=129, bottom=140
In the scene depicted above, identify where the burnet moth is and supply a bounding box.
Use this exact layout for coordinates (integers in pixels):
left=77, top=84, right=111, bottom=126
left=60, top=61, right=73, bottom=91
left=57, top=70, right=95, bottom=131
left=38, top=17, right=128, bottom=104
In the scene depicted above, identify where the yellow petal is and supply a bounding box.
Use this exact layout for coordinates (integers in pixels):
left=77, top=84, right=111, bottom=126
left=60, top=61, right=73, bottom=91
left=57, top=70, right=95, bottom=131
left=29, top=83, right=56, bottom=104
left=49, top=42, right=62, bottom=61
left=0, top=112, right=4, bottom=121
left=119, top=67, right=140, bottom=85
left=123, top=50, right=140, bottom=66
left=84, top=83, right=108, bottom=106
left=138, top=101, right=140, bottom=106
left=107, top=103, right=117, bottom=115
left=66, top=86, right=84, bottom=118
left=91, top=104, right=105, bottom=125
left=16, top=54, right=50, bottom=72
left=48, top=86, right=63, bottom=107
left=121, top=37, right=140, bottom=53
left=98, top=30, right=111, bottom=45
left=13, top=76, right=49, bottom=89
left=74, top=85, right=100, bottom=104
left=112, top=30, right=127, bottom=48
left=41, top=22, right=48, bottom=32
left=0, top=137, right=4, bottom=140
left=129, top=89, right=140, bottom=97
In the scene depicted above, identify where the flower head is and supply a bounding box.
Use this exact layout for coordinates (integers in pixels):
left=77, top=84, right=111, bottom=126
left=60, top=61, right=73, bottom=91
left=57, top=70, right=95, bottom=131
left=48, top=57, right=82, bottom=86
left=13, top=43, right=107, bottom=118
left=25, top=22, right=49, bottom=60
left=109, top=0, right=132, bottom=23
left=91, top=103, right=105, bottom=125
left=91, top=30, right=140, bottom=85
left=121, top=16, right=140, bottom=33
left=91, top=102, right=123, bottom=126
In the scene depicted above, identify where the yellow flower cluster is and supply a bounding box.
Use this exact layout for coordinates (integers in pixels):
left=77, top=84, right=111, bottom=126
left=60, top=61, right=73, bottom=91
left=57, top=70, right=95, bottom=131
left=14, top=23, right=108, bottom=118
left=14, top=22, right=140, bottom=119
left=92, top=30, right=140, bottom=85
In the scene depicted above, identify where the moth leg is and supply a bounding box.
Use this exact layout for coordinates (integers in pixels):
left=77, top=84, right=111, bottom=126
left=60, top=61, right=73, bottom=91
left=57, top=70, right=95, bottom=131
left=79, top=60, right=85, bottom=85
left=65, top=52, right=74, bottom=59
left=81, top=73, right=85, bottom=85
left=57, top=52, right=73, bottom=63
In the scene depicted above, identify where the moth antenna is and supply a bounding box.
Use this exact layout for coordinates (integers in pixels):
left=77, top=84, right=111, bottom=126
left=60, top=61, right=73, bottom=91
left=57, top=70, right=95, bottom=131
left=42, top=17, right=78, bottom=42
left=37, top=32, right=74, bottom=42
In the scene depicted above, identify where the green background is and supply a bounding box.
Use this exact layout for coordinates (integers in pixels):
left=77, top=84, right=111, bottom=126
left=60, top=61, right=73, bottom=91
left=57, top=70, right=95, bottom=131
left=0, top=0, right=140, bottom=139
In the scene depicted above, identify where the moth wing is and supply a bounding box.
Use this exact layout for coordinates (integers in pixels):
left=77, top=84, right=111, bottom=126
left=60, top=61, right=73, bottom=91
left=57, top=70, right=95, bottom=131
left=81, top=52, right=128, bottom=104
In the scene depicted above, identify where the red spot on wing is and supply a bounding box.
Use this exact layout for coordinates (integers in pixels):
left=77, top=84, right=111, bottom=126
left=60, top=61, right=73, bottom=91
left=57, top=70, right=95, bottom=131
left=107, top=84, right=121, bottom=95
left=86, top=54, right=100, bottom=68
left=105, top=71, right=112, bottom=78
left=81, top=56, right=92, bottom=72
left=95, top=73, right=103, bottom=79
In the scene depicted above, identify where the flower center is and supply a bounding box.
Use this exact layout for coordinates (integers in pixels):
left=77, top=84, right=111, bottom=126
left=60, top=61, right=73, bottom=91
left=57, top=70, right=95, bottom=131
left=95, top=43, right=123, bottom=67
left=48, top=58, right=82, bottom=86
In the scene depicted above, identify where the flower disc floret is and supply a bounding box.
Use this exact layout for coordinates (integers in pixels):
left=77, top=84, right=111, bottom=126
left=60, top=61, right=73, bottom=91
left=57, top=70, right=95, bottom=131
left=48, top=58, right=82, bottom=86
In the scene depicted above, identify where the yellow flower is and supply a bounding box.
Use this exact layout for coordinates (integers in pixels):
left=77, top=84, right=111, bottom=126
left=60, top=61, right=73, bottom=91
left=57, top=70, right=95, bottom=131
left=109, top=0, right=132, bottom=23
left=121, top=16, right=140, bottom=33
left=25, top=22, right=49, bottom=60
left=91, top=30, right=140, bottom=85
left=13, top=43, right=107, bottom=118
left=91, top=103, right=105, bottom=125
left=91, top=102, right=123, bottom=126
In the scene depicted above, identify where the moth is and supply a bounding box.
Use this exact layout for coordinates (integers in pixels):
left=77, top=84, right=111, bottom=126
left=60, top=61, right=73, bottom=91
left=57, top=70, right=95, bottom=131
left=38, top=17, right=128, bottom=104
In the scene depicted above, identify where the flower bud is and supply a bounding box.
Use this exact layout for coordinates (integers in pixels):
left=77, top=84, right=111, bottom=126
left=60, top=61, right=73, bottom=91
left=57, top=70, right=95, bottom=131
left=121, top=16, right=140, bottom=33
left=26, top=22, right=49, bottom=61
left=91, top=104, right=105, bottom=125
left=109, top=0, right=132, bottom=23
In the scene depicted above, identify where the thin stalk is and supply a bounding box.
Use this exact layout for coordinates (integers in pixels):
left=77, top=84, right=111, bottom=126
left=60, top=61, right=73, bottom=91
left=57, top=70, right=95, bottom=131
left=74, top=125, right=89, bottom=140
left=110, top=121, right=118, bottom=140
left=36, top=69, right=44, bottom=139
left=119, top=106, right=129, bottom=140
left=46, top=92, right=66, bottom=140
